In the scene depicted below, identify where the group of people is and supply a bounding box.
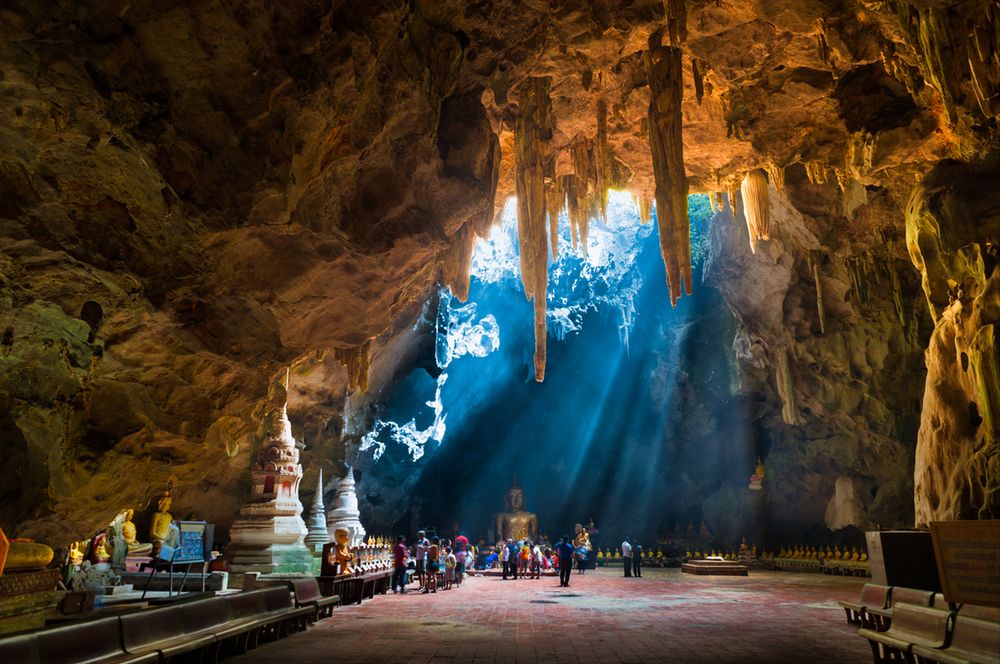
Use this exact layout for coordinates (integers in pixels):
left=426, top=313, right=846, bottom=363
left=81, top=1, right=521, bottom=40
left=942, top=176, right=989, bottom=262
left=496, top=539, right=549, bottom=580
left=392, top=530, right=474, bottom=594
left=621, top=537, right=644, bottom=578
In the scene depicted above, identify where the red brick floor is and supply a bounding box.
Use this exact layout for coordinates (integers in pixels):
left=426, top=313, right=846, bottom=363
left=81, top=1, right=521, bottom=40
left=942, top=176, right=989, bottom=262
left=240, top=568, right=872, bottom=664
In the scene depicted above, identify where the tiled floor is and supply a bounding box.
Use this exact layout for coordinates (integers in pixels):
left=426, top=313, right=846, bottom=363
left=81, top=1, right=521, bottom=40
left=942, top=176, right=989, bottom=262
left=241, top=567, right=872, bottom=663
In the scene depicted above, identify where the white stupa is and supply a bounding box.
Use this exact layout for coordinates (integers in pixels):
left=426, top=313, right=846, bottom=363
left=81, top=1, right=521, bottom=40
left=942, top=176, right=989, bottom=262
left=304, top=468, right=330, bottom=554
left=227, top=384, right=311, bottom=573
left=325, top=466, right=366, bottom=547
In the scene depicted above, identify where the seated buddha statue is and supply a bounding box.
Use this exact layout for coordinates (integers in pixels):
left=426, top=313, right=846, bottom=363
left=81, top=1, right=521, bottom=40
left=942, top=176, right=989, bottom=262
left=120, top=509, right=152, bottom=556
left=333, top=528, right=354, bottom=575
left=149, top=491, right=174, bottom=553
left=493, top=483, right=538, bottom=542
left=573, top=523, right=592, bottom=551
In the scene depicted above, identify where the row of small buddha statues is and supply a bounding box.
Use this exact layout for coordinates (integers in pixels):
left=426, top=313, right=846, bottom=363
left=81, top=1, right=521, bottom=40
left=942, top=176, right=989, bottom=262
left=325, top=528, right=393, bottom=576
left=763, top=545, right=869, bottom=562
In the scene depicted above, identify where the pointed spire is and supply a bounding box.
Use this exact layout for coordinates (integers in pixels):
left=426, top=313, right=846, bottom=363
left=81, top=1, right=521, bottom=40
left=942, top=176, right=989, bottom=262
left=304, top=467, right=330, bottom=554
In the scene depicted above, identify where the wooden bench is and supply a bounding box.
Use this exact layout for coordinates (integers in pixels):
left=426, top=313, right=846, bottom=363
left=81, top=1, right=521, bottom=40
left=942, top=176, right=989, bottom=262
left=38, top=616, right=159, bottom=664
left=866, top=587, right=936, bottom=632
left=119, top=603, right=217, bottom=662
left=858, top=602, right=953, bottom=663
left=841, top=583, right=891, bottom=626
left=911, top=604, right=1000, bottom=664
left=0, top=632, right=40, bottom=663
left=285, top=577, right=341, bottom=619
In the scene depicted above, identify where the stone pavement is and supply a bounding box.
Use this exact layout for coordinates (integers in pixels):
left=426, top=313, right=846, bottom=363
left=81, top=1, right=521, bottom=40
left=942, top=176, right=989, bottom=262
left=240, top=568, right=871, bottom=663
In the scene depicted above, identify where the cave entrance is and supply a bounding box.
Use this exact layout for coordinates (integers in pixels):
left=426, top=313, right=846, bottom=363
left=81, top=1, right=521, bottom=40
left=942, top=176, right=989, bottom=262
left=359, top=192, right=751, bottom=547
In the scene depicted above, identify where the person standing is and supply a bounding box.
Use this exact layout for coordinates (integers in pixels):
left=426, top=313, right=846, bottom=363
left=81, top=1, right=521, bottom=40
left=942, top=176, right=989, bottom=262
left=392, top=535, right=408, bottom=593
left=414, top=530, right=429, bottom=587
left=507, top=539, right=520, bottom=580
left=621, top=537, right=633, bottom=578
left=501, top=539, right=512, bottom=580
left=557, top=537, right=575, bottom=587
left=444, top=546, right=456, bottom=590
left=632, top=540, right=642, bottom=578
left=423, top=537, right=440, bottom=594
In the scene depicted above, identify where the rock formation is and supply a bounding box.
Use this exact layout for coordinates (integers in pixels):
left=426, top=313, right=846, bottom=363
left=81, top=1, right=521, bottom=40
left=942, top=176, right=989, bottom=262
left=0, top=0, right=996, bottom=543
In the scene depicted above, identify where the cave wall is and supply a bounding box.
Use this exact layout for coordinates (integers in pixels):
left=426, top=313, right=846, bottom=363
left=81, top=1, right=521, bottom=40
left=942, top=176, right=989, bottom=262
left=703, top=170, right=933, bottom=543
left=1, top=0, right=997, bottom=546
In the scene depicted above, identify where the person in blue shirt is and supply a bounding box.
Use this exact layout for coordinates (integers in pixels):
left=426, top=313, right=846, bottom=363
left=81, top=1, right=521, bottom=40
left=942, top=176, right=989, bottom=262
left=556, top=537, right=575, bottom=587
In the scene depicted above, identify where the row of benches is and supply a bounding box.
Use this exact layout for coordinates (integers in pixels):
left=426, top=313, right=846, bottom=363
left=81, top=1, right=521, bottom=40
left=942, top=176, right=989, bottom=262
left=0, top=577, right=341, bottom=663
left=840, top=583, right=1000, bottom=663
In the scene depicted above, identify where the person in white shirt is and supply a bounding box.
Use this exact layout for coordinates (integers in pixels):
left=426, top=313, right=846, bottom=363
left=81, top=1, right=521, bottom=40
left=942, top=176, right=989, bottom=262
left=414, top=531, right=429, bottom=585
left=621, top=538, right=633, bottom=578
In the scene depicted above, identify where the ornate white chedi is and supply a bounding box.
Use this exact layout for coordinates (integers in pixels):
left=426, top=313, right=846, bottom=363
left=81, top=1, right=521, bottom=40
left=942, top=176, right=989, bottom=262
left=303, top=468, right=330, bottom=554
left=227, top=399, right=311, bottom=573
left=325, top=467, right=366, bottom=547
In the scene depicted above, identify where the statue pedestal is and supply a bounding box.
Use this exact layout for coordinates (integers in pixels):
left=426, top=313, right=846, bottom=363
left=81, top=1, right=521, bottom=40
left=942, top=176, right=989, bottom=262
left=228, top=507, right=311, bottom=574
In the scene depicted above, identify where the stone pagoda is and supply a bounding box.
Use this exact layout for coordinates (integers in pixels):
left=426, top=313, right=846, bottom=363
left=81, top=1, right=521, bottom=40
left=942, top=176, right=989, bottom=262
left=325, top=466, right=366, bottom=547
left=227, top=393, right=311, bottom=574
left=303, top=468, right=330, bottom=554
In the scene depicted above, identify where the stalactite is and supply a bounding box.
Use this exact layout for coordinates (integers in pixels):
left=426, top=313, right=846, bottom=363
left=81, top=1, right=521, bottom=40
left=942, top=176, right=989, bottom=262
left=638, top=195, right=653, bottom=225
left=563, top=174, right=581, bottom=249
left=571, top=138, right=592, bottom=254
left=545, top=158, right=564, bottom=259
left=708, top=191, right=719, bottom=214
left=804, top=161, right=829, bottom=185
left=727, top=183, right=740, bottom=217
left=596, top=95, right=612, bottom=222
left=662, top=0, right=687, bottom=46
left=691, top=58, right=704, bottom=105
left=764, top=162, right=785, bottom=192
left=645, top=34, right=691, bottom=306
left=816, top=19, right=830, bottom=65
left=775, top=348, right=801, bottom=426
left=335, top=341, right=371, bottom=393
left=514, top=76, right=554, bottom=382
left=809, top=254, right=826, bottom=335
left=968, top=5, right=1000, bottom=119
left=740, top=169, right=770, bottom=254
left=443, top=224, right=477, bottom=302
left=475, top=131, right=502, bottom=238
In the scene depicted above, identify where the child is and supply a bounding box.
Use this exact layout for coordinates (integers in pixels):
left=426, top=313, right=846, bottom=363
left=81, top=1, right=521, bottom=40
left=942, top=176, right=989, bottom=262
left=454, top=547, right=466, bottom=586
left=423, top=538, right=440, bottom=594
left=444, top=546, right=456, bottom=590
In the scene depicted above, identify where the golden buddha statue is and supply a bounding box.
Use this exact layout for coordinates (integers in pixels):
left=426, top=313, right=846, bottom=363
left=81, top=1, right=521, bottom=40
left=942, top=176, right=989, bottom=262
left=573, top=523, right=592, bottom=551
left=493, top=483, right=538, bottom=542
left=850, top=546, right=860, bottom=561
left=0, top=527, right=54, bottom=573
left=119, top=509, right=152, bottom=556
left=333, top=528, right=354, bottom=575
left=149, top=491, right=175, bottom=552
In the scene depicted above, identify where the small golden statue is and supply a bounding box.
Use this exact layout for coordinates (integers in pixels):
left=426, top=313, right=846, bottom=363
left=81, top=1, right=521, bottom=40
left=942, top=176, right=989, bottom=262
left=150, top=489, right=175, bottom=553
left=333, top=528, right=354, bottom=575
left=573, top=523, right=592, bottom=551
left=119, top=509, right=152, bottom=556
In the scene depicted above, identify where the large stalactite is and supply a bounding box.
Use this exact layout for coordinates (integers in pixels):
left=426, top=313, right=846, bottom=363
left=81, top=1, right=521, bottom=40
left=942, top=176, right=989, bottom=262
left=741, top=169, right=771, bottom=254
left=645, top=34, right=692, bottom=306
left=514, top=77, right=555, bottom=382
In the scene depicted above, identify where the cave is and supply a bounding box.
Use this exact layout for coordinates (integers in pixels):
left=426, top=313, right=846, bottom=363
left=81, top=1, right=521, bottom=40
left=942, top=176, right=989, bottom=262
left=0, top=1, right=998, bottom=662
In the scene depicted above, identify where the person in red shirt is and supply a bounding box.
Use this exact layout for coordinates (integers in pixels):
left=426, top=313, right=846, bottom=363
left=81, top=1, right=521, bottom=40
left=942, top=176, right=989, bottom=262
left=392, top=535, right=409, bottom=593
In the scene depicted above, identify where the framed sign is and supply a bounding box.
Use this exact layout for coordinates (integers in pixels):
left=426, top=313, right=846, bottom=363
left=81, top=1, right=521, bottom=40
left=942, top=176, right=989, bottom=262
left=174, top=521, right=210, bottom=564
left=930, top=520, right=1000, bottom=607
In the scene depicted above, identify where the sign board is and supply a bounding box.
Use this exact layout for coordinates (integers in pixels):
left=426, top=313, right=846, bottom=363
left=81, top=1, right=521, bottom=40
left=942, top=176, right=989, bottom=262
left=930, top=520, right=1000, bottom=607
left=174, top=521, right=209, bottom=564
left=866, top=530, right=941, bottom=591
